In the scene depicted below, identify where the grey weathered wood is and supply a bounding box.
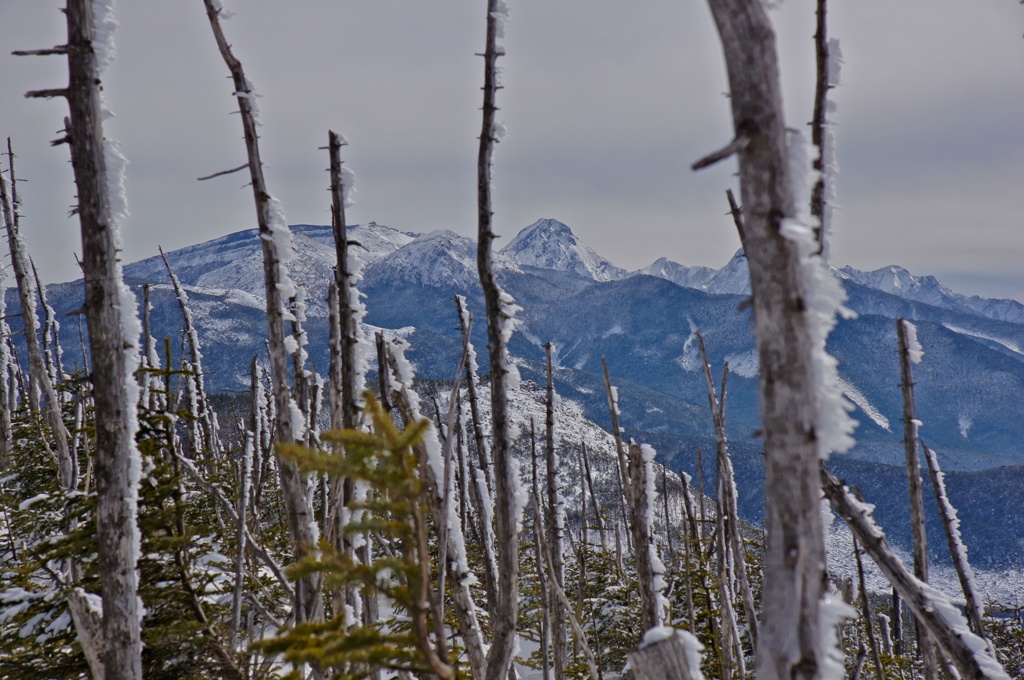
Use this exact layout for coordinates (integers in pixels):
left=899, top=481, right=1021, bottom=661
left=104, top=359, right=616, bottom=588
left=696, top=332, right=758, bottom=650
left=896, top=318, right=938, bottom=680
left=627, top=443, right=664, bottom=632
left=921, top=443, right=988, bottom=643
left=698, top=2, right=833, bottom=677
left=200, top=0, right=321, bottom=624
left=544, top=343, right=568, bottom=678
left=628, top=629, right=704, bottom=680
left=68, top=589, right=106, bottom=680
left=531, top=424, right=553, bottom=680
left=382, top=345, right=488, bottom=679
left=476, top=0, right=520, bottom=676
left=53, top=1, right=145, bottom=676
left=455, top=295, right=499, bottom=615
left=0, top=148, right=73, bottom=488
left=822, top=466, right=1008, bottom=680
left=810, top=0, right=830, bottom=254
left=853, top=533, right=885, bottom=680
left=580, top=441, right=607, bottom=551
left=159, top=247, right=218, bottom=454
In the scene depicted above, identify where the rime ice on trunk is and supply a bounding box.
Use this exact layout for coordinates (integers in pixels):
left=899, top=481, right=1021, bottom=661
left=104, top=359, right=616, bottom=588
left=160, top=247, right=219, bottom=454
left=24, top=0, right=146, bottom=675
left=696, top=2, right=857, bottom=678
left=200, top=0, right=321, bottom=623
left=0, top=150, right=73, bottom=488
left=381, top=338, right=489, bottom=679
left=821, top=467, right=1009, bottom=680
left=897, top=317, right=938, bottom=680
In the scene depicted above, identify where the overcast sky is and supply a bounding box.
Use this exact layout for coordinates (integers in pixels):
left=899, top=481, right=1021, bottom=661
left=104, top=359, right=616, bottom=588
left=2, top=1, right=1023, bottom=301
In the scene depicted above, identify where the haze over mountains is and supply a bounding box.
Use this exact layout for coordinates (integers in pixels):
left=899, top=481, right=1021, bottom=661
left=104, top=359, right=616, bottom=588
left=26, top=217, right=1024, bottom=568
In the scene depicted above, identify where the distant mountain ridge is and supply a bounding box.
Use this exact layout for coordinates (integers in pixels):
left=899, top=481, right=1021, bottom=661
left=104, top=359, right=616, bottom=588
left=21, top=216, right=1024, bottom=569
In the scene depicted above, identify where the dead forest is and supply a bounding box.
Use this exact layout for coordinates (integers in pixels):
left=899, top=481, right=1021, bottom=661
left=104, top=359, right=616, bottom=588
left=0, top=1, right=1022, bottom=679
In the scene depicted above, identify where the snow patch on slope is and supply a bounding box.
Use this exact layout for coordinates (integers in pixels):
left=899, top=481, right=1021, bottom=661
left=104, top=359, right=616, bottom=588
left=837, top=375, right=890, bottom=432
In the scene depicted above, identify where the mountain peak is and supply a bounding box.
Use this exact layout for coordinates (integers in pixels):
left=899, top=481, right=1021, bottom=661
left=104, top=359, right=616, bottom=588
left=500, top=218, right=625, bottom=282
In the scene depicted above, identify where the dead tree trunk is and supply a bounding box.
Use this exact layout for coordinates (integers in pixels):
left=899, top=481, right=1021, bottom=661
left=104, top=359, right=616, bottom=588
left=580, top=442, right=607, bottom=551
left=455, top=296, right=499, bottom=615
left=200, top=0, right=321, bottom=624
left=544, top=343, right=567, bottom=678
left=921, top=444, right=987, bottom=643
left=627, top=443, right=665, bottom=632
left=696, top=332, right=758, bottom=650
left=853, top=534, right=885, bottom=680
left=821, top=467, right=1008, bottom=680
left=0, top=150, right=73, bottom=488
left=476, top=1, right=520, bottom=676
left=896, top=318, right=938, bottom=680
left=159, top=247, right=219, bottom=455
left=696, top=2, right=853, bottom=677
left=24, top=0, right=146, bottom=675
left=531, top=423, right=553, bottom=680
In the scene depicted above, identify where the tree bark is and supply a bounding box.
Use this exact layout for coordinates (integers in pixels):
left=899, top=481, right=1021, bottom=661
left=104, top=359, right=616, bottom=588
left=628, top=443, right=664, bottom=632
left=896, top=318, right=938, bottom=680
left=628, top=629, right=705, bottom=680
left=544, top=343, right=567, bottom=678
left=59, top=1, right=144, bottom=675
left=821, top=466, right=1008, bottom=680
left=0, top=149, right=73, bottom=488
left=699, top=2, right=833, bottom=678
left=921, top=444, right=987, bottom=643
left=476, top=1, right=520, bottom=676
left=200, top=0, right=321, bottom=624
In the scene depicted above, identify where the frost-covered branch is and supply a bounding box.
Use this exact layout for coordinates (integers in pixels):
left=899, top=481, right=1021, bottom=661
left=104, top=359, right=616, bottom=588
left=200, top=0, right=320, bottom=623
left=698, top=1, right=857, bottom=678
left=821, top=466, right=1008, bottom=680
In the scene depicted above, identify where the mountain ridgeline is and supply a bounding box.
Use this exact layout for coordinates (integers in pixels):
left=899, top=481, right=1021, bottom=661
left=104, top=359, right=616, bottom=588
left=27, top=218, right=1024, bottom=568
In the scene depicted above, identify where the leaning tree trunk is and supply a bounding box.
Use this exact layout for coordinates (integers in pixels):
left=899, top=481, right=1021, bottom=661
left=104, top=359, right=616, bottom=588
left=821, top=467, right=1008, bottom=680
left=476, top=1, right=520, bottom=677
left=896, top=318, right=939, bottom=680
left=697, top=2, right=853, bottom=678
left=200, top=0, right=321, bottom=624
left=21, top=0, right=145, bottom=675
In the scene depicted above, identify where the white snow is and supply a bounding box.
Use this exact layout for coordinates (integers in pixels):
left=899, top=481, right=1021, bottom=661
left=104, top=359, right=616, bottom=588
left=836, top=375, right=891, bottom=432
left=500, top=218, right=626, bottom=282
left=780, top=128, right=858, bottom=458
left=901, top=319, right=924, bottom=364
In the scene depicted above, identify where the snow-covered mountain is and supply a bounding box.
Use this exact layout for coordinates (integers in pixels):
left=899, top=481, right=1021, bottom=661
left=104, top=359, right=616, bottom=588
left=23, top=216, right=1024, bottom=569
left=499, top=218, right=626, bottom=282
left=839, top=264, right=1024, bottom=325
left=363, top=230, right=494, bottom=290
left=635, top=257, right=716, bottom=291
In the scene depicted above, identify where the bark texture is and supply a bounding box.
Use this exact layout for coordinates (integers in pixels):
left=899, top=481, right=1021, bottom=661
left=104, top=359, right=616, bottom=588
left=200, top=0, right=321, bottom=623
left=700, top=2, right=831, bottom=678
left=821, top=467, right=1008, bottom=680
left=62, top=0, right=143, bottom=675
left=897, top=318, right=938, bottom=680
left=476, top=0, right=520, bottom=675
